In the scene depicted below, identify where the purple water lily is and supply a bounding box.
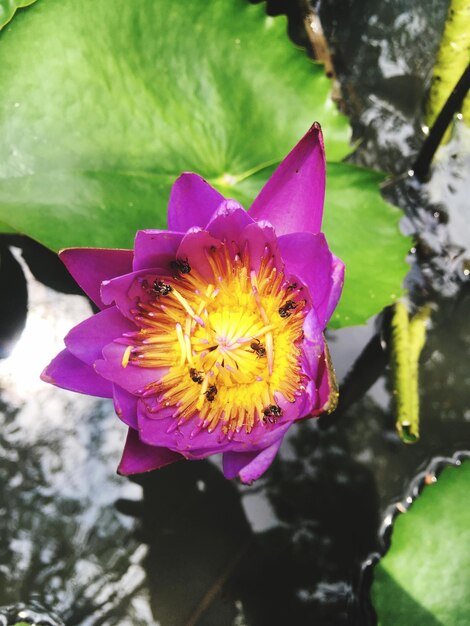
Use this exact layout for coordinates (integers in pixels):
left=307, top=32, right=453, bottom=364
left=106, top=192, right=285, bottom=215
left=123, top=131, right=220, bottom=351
left=42, top=123, right=344, bottom=484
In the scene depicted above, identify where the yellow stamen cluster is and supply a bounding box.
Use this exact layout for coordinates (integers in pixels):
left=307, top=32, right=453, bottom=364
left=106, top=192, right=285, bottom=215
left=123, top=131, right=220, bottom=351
left=124, top=242, right=306, bottom=435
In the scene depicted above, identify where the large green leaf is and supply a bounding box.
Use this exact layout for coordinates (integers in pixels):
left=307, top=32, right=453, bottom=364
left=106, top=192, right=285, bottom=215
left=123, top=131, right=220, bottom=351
left=372, top=460, right=470, bottom=626
left=0, top=0, right=409, bottom=327
left=0, top=219, right=15, bottom=233
left=0, top=0, right=36, bottom=29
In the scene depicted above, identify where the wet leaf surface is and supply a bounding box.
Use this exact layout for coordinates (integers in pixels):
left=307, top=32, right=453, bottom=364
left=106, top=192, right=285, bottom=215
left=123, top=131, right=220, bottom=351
left=372, top=460, right=470, bottom=626
left=0, top=0, right=36, bottom=29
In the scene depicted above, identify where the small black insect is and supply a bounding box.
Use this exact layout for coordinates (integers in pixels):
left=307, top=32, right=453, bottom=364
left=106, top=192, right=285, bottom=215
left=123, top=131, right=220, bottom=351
left=250, top=338, right=266, bottom=358
left=171, top=258, right=191, bottom=274
left=153, top=279, right=172, bottom=296
left=189, top=368, right=204, bottom=384
left=205, top=384, right=218, bottom=402
left=262, top=404, right=283, bottom=423
left=287, top=282, right=298, bottom=292
left=278, top=299, right=297, bottom=318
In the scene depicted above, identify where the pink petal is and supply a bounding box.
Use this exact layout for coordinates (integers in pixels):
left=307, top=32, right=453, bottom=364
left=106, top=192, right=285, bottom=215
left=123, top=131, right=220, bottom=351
left=137, top=396, right=292, bottom=456
left=222, top=436, right=285, bottom=483
left=278, top=232, right=339, bottom=329
left=118, top=428, right=183, bottom=475
left=205, top=200, right=253, bottom=242
left=248, top=123, right=326, bottom=236
left=41, top=348, right=112, bottom=398
left=95, top=342, right=168, bottom=394
left=100, top=268, right=166, bottom=321
left=133, top=230, right=183, bottom=271
left=302, top=308, right=325, bottom=374
left=65, top=306, right=134, bottom=366
left=59, top=248, right=133, bottom=309
left=240, top=221, right=283, bottom=273
left=167, top=173, right=225, bottom=232
left=176, top=229, right=223, bottom=283
left=113, top=385, right=138, bottom=428
left=324, top=256, right=345, bottom=325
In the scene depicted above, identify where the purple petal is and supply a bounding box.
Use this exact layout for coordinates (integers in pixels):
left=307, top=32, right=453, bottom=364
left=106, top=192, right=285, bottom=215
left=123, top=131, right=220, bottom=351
left=302, top=308, right=325, bottom=373
left=240, top=221, right=283, bottom=273
left=205, top=200, right=253, bottom=242
left=95, top=342, right=167, bottom=394
left=167, top=173, right=225, bottom=232
left=59, top=248, right=133, bottom=309
left=278, top=232, right=339, bottom=329
left=293, top=375, right=317, bottom=418
left=248, top=123, right=326, bottom=236
left=222, top=436, right=285, bottom=483
left=100, top=268, right=166, bottom=320
left=137, top=396, right=292, bottom=456
left=323, top=256, right=345, bottom=325
left=113, top=385, right=138, bottom=428
left=65, top=306, right=135, bottom=366
left=133, top=230, right=183, bottom=271
left=41, top=348, right=112, bottom=398
left=118, top=428, right=183, bottom=475
left=176, top=229, right=223, bottom=283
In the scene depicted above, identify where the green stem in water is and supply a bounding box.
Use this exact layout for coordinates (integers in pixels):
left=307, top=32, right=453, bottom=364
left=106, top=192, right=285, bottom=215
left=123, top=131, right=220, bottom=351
left=425, top=0, right=470, bottom=136
left=391, top=303, right=431, bottom=443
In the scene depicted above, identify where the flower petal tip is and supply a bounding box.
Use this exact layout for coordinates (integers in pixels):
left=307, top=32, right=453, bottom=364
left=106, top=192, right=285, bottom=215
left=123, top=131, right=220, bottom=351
left=248, top=122, right=326, bottom=236
left=117, top=429, right=183, bottom=475
left=167, top=172, right=225, bottom=232
left=40, top=368, right=54, bottom=385
left=223, top=437, right=284, bottom=483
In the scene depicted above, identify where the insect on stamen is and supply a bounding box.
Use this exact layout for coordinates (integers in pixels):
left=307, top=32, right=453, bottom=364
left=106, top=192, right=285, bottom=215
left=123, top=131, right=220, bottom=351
left=262, top=404, right=282, bottom=423
left=278, top=300, right=297, bottom=318
left=171, top=258, right=191, bottom=274
left=189, top=367, right=204, bottom=384
left=205, top=384, right=218, bottom=402
left=154, top=280, right=172, bottom=296
left=250, top=338, right=266, bottom=358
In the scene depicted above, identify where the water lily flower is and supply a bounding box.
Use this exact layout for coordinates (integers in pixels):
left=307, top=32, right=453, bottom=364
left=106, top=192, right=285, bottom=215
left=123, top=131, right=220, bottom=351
left=42, top=123, right=344, bottom=484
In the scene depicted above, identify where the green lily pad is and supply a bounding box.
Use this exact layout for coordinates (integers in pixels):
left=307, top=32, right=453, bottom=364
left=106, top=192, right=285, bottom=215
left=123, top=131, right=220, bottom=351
left=372, top=460, right=470, bottom=626
left=0, top=0, right=409, bottom=327
left=0, top=0, right=36, bottom=29
left=0, top=219, right=15, bottom=233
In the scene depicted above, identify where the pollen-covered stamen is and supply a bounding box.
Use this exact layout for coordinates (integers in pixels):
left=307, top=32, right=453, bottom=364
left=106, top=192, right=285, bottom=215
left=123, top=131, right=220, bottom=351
left=124, top=242, right=307, bottom=434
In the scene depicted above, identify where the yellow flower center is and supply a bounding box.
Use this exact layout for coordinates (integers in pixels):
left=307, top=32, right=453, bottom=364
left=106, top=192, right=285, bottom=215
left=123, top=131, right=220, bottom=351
left=123, top=242, right=306, bottom=435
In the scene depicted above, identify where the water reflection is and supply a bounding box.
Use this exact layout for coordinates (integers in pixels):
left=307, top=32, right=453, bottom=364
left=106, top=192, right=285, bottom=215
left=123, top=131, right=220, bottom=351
left=0, top=601, right=64, bottom=626
left=319, top=0, right=449, bottom=173
left=0, top=277, right=152, bottom=625
left=118, top=462, right=252, bottom=626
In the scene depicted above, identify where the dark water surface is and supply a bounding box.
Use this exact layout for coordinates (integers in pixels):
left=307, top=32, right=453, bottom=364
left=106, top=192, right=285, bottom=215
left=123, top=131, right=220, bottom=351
left=1, top=1, right=469, bottom=625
